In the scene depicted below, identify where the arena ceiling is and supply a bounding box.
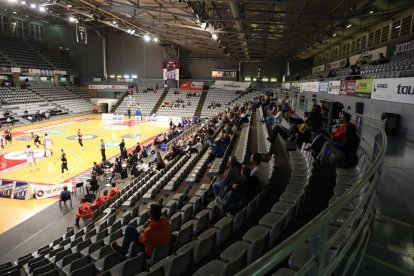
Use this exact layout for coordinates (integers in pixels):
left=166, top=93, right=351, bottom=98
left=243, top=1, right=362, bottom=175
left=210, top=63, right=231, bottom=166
left=4, top=0, right=414, bottom=60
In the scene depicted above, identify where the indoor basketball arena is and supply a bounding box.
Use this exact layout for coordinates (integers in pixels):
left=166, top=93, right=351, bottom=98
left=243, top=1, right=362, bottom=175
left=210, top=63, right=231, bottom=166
left=0, top=0, right=413, bottom=275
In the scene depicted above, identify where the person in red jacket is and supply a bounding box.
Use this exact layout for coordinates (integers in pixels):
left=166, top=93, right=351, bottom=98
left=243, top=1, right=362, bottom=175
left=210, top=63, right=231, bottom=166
left=111, top=203, right=172, bottom=257
left=75, top=197, right=93, bottom=227
left=332, top=112, right=352, bottom=144
left=108, top=182, right=120, bottom=198
left=95, top=190, right=110, bottom=208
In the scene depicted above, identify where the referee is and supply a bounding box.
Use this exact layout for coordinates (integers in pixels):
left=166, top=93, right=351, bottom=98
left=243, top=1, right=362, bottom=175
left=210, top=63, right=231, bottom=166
left=100, top=139, right=106, bottom=161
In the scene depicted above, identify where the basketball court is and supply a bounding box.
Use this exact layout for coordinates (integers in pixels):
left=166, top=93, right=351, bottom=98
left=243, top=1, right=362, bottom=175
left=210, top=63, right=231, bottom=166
left=0, top=114, right=169, bottom=233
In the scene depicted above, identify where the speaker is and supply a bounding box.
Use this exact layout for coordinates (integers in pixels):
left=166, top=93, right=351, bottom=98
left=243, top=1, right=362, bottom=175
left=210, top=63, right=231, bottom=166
left=355, top=102, right=364, bottom=115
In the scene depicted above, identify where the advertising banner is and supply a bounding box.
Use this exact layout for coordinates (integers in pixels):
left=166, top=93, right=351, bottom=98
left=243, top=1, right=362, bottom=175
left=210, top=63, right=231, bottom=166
left=88, top=85, right=128, bottom=90
left=349, top=46, right=387, bottom=65
left=371, top=77, right=414, bottom=104
left=328, top=81, right=341, bottom=95
left=11, top=67, right=21, bottom=73
left=211, top=70, right=237, bottom=78
left=29, top=68, right=41, bottom=74
left=299, top=82, right=320, bottom=92
left=212, top=81, right=251, bottom=91
left=355, top=79, right=373, bottom=98
left=13, top=182, right=31, bottom=200
left=180, top=81, right=203, bottom=91
left=393, top=36, right=414, bottom=55
left=31, top=183, right=71, bottom=200
left=312, top=64, right=326, bottom=73
left=326, top=58, right=347, bottom=70
left=308, top=82, right=320, bottom=92
left=0, top=180, right=14, bottom=199
left=319, top=81, right=329, bottom=93
left=340, top=80, right=356, bottom=96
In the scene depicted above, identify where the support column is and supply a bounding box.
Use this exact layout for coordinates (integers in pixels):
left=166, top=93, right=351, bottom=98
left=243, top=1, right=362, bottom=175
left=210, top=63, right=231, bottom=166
left=96, top=31, right=108, bottom=82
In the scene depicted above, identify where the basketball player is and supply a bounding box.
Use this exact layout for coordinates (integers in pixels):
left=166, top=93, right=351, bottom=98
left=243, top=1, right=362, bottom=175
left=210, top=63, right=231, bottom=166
left=0, top=133, right=5, bottom=154
left=32, top=132, right=41, bottom=148
left=100, top=139, right=106, bottom=161
left=5, top=129, right=12, bottom=145
left=55, top=149, right=69, bottom=177
left=25, top=145, right=39, bottom=171
left=77, top=129, right=84, bottom=150
left=43, top=133, right=53, bottom=157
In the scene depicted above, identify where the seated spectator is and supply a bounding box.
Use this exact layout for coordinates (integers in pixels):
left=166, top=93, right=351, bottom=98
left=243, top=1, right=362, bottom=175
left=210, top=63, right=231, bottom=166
left=95, top=190, right=110, bottom=208
left=212, top=156, right=241, bottom=198
left=75, top=196, right=94, bottom=227
left=250, top=153, right=268, bottom=187
left=109, top=181, right=120, bottom=198
left=111, top=204, right=172, bottom=258
left=60, top=186, right=71, bottom=202
left=267, top=116, right=298, bottom=144
left=377, top=53, right=389, bottom=65
left=155, top=152, right=166, bottom=170
left=314, top=124, right=360, bottom=169
left=220, top=166, right=261, bottom=214
left=133, top=142, right=141, bottom=154
left=86, top=175, right=99, bottom=193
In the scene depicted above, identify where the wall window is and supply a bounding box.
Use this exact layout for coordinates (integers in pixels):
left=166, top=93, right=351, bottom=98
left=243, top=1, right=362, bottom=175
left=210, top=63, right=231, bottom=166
left=361, top=35, right=367, bottom=50
left=374, top=29, right=381, bottom=45
left=381, top=25, right=389, bottom=43
left=400, top=16, right=412, bottom=36
left=367, top=32, right=374, bottom=47
left=391, top=20, right=401, bottom=39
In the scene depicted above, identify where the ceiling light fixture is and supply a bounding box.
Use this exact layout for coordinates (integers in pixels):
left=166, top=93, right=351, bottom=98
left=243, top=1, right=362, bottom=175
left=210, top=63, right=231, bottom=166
left=333, top=33, right=337, bottom=37
left=346, top=24, right=352, bottom=28
left=143, top=34, right=151, bottom=42
left=21, top=1, right=26, bottom=4
left=212, top=33, right=218, bottom=40
left=153, top=37, right=159, bottom=42
left=39, top=6, right=46, bottom=12
left=30, top=3, right=36, bottom=8
left=200, top=22, right=208, bottom=30
left=395, top=25, right=400, bottom=29
left=369, top=10, right=374, bottom=14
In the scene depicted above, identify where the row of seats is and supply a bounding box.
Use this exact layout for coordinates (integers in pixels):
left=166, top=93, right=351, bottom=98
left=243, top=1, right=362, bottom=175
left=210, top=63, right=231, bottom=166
left=234, top=124, right=250, bottom=163
left=156, top=89, right=201, bottom=117
left=257, top=108, right=271, bottom=157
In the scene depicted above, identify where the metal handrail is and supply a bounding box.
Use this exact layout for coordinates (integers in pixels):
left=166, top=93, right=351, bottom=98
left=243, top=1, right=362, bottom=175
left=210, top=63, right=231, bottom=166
left=238, top=109, right=387, bottom=275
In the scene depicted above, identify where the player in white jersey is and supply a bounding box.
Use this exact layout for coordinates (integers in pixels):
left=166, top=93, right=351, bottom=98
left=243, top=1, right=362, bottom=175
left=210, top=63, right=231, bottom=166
left=43, top=133, right=53, bottom=157
left=0, top=133, right=5, bottom=154
left=25, top=145, right=39, bottom=171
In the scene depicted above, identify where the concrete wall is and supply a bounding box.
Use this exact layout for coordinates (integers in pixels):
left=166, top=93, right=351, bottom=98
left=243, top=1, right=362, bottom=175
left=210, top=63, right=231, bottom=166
left=186, top=58, right=238, bottom=79
left=106, top=31, right=168, bottom=79
left=45, top=25, right=103, bottom=80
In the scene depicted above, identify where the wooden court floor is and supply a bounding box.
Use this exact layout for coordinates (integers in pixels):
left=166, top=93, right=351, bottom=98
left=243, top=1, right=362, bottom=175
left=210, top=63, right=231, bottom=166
left=0, top=114, right=169, bottom=233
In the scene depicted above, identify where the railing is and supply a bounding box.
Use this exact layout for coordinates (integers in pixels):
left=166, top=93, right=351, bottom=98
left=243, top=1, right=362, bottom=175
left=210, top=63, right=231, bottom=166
left=238, top=109, right=387, bottom=276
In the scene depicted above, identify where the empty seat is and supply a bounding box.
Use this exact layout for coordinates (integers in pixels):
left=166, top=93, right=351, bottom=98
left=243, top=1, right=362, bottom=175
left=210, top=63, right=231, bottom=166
left=108, top=253, right=145, bottom=276
left=177, top=228, right=216, bottom=264
left=95, top=252, right=125, bottom=272
left=194, top=249, right=247, bottom=276
left=68, top=263, right=97, bottom=276
left=62, top=255, right=91, bottom=275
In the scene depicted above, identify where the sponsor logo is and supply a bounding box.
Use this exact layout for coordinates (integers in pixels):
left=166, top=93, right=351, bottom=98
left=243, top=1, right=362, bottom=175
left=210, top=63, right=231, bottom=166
left=394, top=39, right=414, bottom=55
left=397, top=84, right=414, bottom=95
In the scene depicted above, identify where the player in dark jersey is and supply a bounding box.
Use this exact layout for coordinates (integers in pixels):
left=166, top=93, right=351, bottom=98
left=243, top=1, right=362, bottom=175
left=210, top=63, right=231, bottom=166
left=5, top=129, right=12, bottom=145
left=32, top=132, right=41, bottom=148
left=56, top=149, right=69, bottom=177
left=77, top=129, right=84, bottom=150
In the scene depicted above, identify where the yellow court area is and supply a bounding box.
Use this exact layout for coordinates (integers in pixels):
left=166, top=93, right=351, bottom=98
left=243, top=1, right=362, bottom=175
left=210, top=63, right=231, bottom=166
left=0, top=114, right=169, bottom=185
